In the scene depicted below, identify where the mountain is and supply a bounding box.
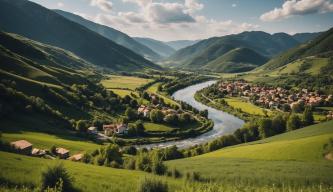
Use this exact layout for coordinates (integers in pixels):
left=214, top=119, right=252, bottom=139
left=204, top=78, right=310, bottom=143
left=165, top=31, right=299, bottom=72
left=203, top=48, right=268, bottom=73
left=0, top=0, right=161, bottom=71
left=262, top=27, right=333, bottom=70
left=134, top=37, right=175, bottom=58
left=54, top=10, right=161, bottom=61
left=165, top=40, right=200, bottom=50
left=292, top=32, right=322, bottom=43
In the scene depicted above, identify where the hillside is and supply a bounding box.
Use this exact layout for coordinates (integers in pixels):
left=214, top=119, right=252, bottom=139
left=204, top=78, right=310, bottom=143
left=203, top=47, right=268, bottom=73
left=0, top=31, right=125, bottom=133
left=0, top=0, right=161, bottom=71
left=165, top=31, right=300, bottom=71
left=54, top=10, right=162, bottom=61
left=167, top=121, right=333, bottom=185
left=134, top=37, right=175, bottom=58
left=261, top=27, right=333, bottom=70
left=293, top=32, right=322, bottom=43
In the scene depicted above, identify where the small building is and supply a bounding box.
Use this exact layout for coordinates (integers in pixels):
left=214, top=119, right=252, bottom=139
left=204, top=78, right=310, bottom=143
left=138, top=105, right=150, bottom=117
left=31, top=148, right=46, bottom=157
left=10, top=140, right=33, bottom=155
left=68, top=153, right=83, bottom=161
left=56, top=147, right=70, bottom=159
left=103, top=123, right=128, bottom=136
left=87, top=126, right=98, bottom=134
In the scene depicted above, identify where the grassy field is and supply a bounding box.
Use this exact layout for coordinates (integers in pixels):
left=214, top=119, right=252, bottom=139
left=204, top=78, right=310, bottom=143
left=223, top=97, right=272, bottom=116
left=167, top=121, right=333, bottom=186
left=144, top=122, right=175, bottom=132
left=109, top=88, right=139, bottom=98
left=101, top=75, right=152, bottom=90
left=0, top=151, right=183, bottom=192
left=146, top=83, right=179, bottom=106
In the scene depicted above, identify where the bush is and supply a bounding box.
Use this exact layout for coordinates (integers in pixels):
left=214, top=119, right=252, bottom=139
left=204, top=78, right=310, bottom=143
left=137, top=178, right=168, bottom=192
left=41, top=163, right=74, bottom=192
left=168, top=167, right=181, bottom=178
left=185, top=171, right=201, bottom=182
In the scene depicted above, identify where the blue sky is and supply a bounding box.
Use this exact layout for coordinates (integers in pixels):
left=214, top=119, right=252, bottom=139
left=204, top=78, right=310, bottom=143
left=31, top=0, right=333, bottom=41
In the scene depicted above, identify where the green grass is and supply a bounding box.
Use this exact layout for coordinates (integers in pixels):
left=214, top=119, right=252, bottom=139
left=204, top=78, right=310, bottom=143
left=167, top=121, right=333, bottom=186
left=146, top=83, right=179, bottom=106
left=101, top=75, right=152, bottom=90
left=1, top=132, right=101, bottom=154
left=144, top=123, right=175, bottom=132
left=109, top=88, right=139, bottom=98
left=223, top=97, right=272, bottom=116
left=0, top=151, right=183, bottom=192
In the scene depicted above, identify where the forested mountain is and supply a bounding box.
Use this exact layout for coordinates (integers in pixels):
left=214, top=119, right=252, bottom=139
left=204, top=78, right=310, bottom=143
left=0, top=0, right=161, bottom=71
left=54, top=10, right=162, bottom=61
left=134, top=37, right=175, bottom=58
left=292, top=32, right=322, bottom=43
left=165, top=31, right=300, bottom=72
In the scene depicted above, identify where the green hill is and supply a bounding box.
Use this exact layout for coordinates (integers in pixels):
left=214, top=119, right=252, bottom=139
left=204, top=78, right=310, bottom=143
left=167, top=121, right=333, bottom=185
left=0, top=31, right=124, bottom=134
left=261, top=27, right=333, bottom=71
left=293, top=32, right=322, bottom=43
left=165, top=40, right=199, bottom=50
left=134, top=37, right=175, bottom=58
left=54, top=10, right=162, bottom=61
left=0, top=0, right=161, bottom=71
left=203, top=47, right=268, bottom=73
left=165, top=31, right=299, bottom=72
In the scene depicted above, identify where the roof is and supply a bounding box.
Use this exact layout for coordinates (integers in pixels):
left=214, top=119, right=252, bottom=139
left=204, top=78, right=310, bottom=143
left=10, top=140, right=32, bottom=150
left=56, top=147, right=69, bottom=155
left=88, top=127, right=97, bottom=131
left=69, top=153, right=83, bottom=161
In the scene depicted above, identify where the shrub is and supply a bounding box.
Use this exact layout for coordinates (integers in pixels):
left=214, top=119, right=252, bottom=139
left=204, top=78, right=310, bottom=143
left=185, top=171, right=201, bottom=182
left=137, top=178, right=168, bottom=192
left=40, top=163, right=74, bottom=192
left=168, top=167, right=181, bottom=178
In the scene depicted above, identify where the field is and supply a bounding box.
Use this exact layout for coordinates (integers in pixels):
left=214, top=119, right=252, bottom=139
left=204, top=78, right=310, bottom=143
left=101, top=75, right=152, bottom=90
left=109, top=88, right=139, bottom=98
left=146, top=83, right=179, bottom=106
left=167, top=121, right=333, bottom=186
left=223, top=97, right=272, bottom=116
left=0, top=151, right=183, bottom=192
left=144, top=122, right=175, bottom=132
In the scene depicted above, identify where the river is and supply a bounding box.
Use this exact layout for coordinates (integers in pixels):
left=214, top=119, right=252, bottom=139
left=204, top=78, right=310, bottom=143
left=139, top=80, right=245, bottom=149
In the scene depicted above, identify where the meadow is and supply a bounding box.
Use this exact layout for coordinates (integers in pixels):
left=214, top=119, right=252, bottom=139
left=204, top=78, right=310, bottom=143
left=223, top=97, right=272, bottom=116
left=167, top=121, right=333, bottom=186
left=101, top=75, right=152, bottom=90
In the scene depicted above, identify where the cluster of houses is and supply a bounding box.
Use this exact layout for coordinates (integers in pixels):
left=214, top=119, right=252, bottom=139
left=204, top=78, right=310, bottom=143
left=137, top=105, right=180, bottom=117
left=10, top=140, right=83, bottom=161
left=218, top=81, right=333, bottom=110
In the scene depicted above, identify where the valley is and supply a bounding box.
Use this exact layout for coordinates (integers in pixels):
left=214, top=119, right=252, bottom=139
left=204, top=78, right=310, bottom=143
left=0, top=0, right=333, bottom=191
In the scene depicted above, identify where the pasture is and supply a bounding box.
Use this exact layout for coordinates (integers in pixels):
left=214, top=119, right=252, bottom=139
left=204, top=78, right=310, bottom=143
left=101, top=75, right=152, bottom=90
left=224, top=97, right=271, bottom=116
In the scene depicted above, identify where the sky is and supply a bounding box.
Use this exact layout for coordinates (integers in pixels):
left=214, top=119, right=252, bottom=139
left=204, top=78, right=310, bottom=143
left=30, top=0, right=333, bottom=41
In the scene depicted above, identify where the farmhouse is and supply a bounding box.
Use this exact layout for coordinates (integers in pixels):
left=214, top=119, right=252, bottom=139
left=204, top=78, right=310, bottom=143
left=56, top=147, right=70, bottom=159
left=138, top=105, right=150, bottom=117
left=69, top=153, right=83, bottom=161
left=103, top=123, right=128, bottom=136
left=31, top=148, right=46, bottom=157
left=10, top=140, right=33, bottom=155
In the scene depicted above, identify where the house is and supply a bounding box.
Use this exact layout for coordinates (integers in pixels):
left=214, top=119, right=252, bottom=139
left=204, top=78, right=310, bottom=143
left=56, top=147, right=70, bottom=159
left=103, top=123, right=128, bottom=136
left=87, top=126, right=98, bottom=134
left=68, top=153, right=83, bottom=161
left=31, top=148, right=46, bottom=157
left=138, top=105, right=150, bottom=117
left=10, top=140, right=33, bottom=155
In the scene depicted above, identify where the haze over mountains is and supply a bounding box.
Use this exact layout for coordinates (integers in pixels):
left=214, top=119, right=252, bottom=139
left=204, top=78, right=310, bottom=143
left=0, top=0, right=161, bottom=71
left=134, top=37, right=176, bottom=58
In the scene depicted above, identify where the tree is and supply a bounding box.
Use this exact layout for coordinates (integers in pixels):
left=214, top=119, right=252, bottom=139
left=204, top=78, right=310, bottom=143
left=302, top=107, right=314, bottom=126
left=164, top=114, right=178, bottom=125
left=151, top=152, right=167, bottom=175
left=76, top=120, right=89, bottom=132
left=287, top=114, right=302, bottom=131
left=179, top=113, right=192, bottom=124
left=135, top=120, right=145, bottom=135
left=258, top=118, right=273, bottom=138
left=41, top=163, right=74, bottom=192
left=271, top=114, right=286, bottom=134
left=150, top=109, right=164, bottom=123
left=125, top=107, right=138, bottom=121
left=199, top=109, right=208, bottom=118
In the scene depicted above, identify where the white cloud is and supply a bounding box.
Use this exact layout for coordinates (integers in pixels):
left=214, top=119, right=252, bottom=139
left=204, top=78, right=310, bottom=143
left=260, top=0, right=333, bottom=22
left=185, top=0, right=204, bottom=13
left=90, top=0, right=113, bottom=12
left=232, top=3, right=237, bottom=8
left=57, top=2, right=64, bottom=7
left=147, top=3, right=195, bottom=23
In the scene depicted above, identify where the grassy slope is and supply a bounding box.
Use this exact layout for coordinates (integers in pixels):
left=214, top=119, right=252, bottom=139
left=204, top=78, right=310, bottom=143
left=101, top=75, right=152, bottom=90
left=0, top=152, right=182, bottom=192
left=223, top=97, right=271, bottom=116
left=167, top=121, right=333, bottom=185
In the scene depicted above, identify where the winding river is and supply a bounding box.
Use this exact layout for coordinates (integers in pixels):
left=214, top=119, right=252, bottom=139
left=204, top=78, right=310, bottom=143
left=140, top=80, right=245, bottom=149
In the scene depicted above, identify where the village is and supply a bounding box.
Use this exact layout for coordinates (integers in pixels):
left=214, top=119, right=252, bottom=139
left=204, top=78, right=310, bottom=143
left=218, top=80, right=333, bottom=115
